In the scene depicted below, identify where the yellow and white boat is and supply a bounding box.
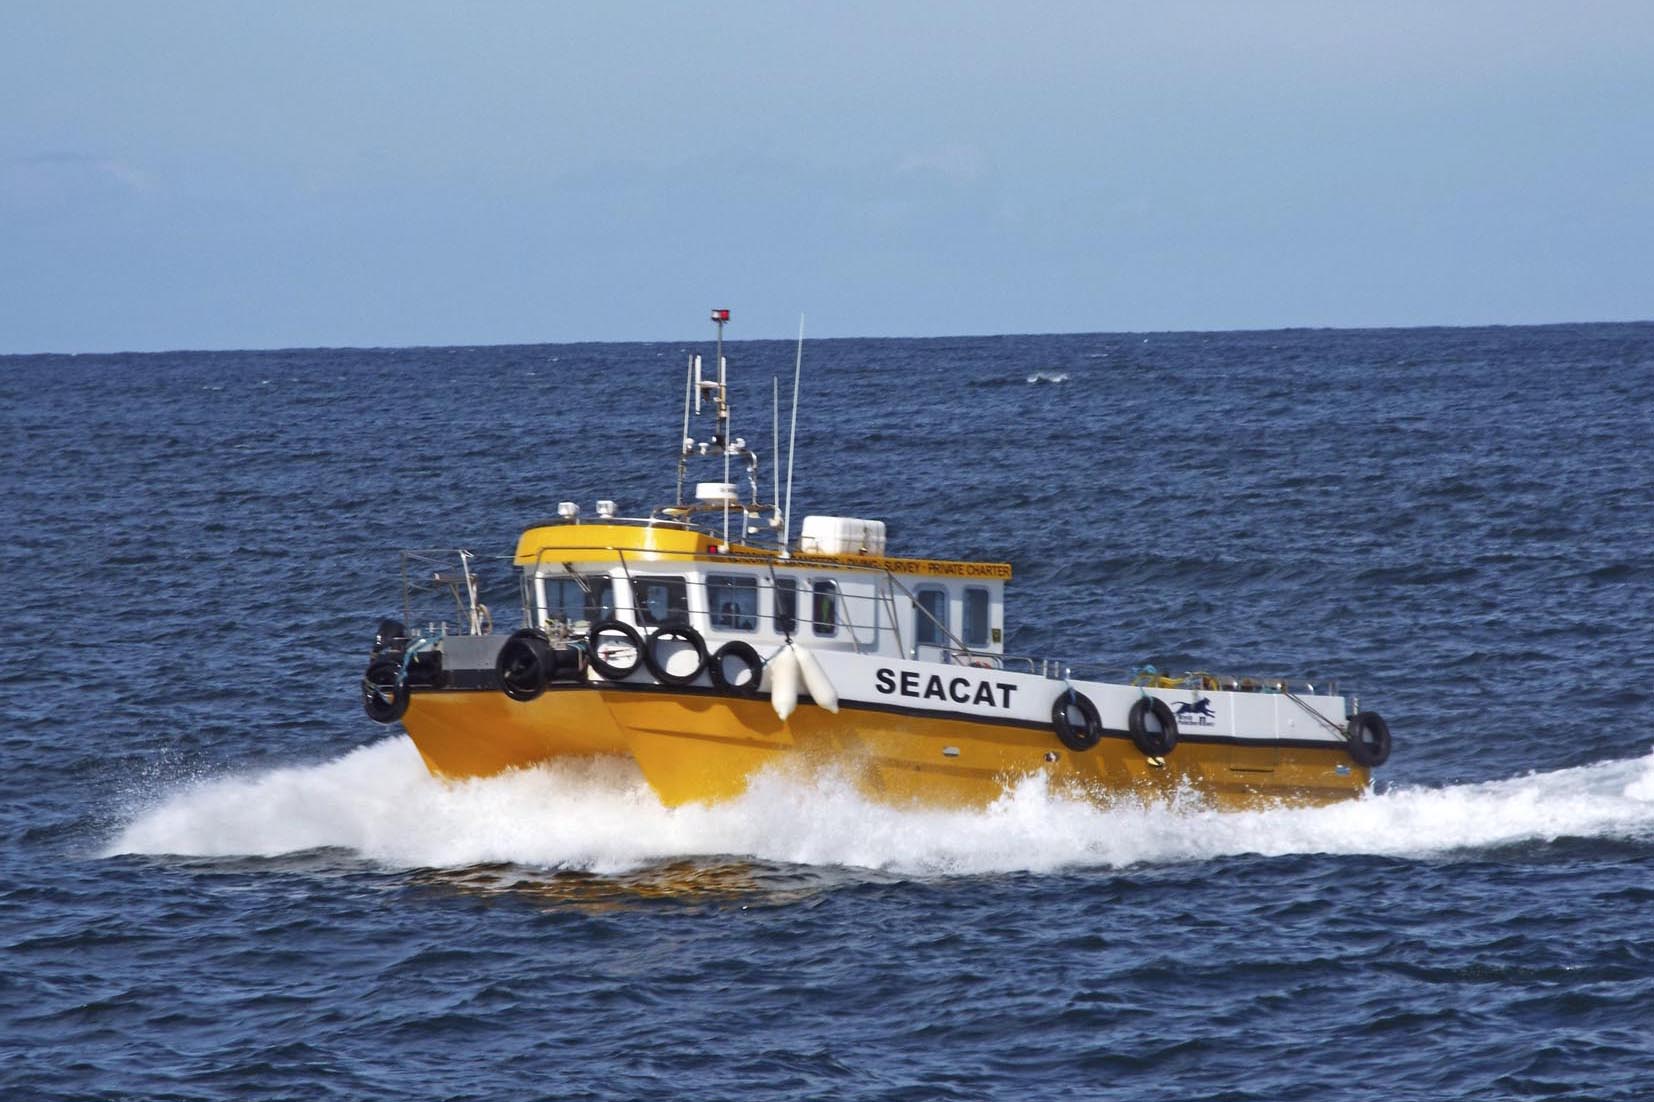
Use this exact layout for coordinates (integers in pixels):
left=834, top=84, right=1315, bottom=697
left=361, top=311, right=1390, bottom=809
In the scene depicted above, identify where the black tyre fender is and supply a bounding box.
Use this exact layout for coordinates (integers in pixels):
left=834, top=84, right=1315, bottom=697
left=1346, top=711, right=1392, bottom=768
left=643, top=622, right=709, bottom=687
left=709, top=640, right=764, bottom=697
left=1128, top=697, right=1179, bottom=756
left=1052, top=689, right=1103, bottom=752
left=362, top=656, right=409, bottom=724
left=495, top=629, right=552, bottom=702
left=587, top=619, right=644, bottom=681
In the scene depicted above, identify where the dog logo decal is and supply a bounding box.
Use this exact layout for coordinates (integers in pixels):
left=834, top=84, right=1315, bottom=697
left=1174, top=697, right=1216, bottom=726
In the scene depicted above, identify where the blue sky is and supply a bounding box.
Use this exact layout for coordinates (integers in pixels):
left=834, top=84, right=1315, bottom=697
left=3, top=1, right=1652, bottom=353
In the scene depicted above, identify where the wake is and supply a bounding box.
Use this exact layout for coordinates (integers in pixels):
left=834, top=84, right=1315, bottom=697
left=107, top=737, right=1654, bottom=876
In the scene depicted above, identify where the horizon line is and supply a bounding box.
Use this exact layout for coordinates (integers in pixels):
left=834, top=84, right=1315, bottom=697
left=4, top=314, right=1651, bottom=360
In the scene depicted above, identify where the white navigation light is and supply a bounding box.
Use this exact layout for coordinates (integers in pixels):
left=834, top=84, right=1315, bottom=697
left=557, top=501, right=580, bottom=519
left=595, top=499, right=618, bottom=518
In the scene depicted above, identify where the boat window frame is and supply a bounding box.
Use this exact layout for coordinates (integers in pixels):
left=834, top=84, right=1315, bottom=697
left=963, top=585, right=991, bottom=648
left=913, top=584, right=949, bottom=648
left=810, top=579, right=839, bottom=637
left=546, top=573, right=618, bottom=627
left=706, top=573, right=760, bottom=633
left=772, top=576, right=798, bottom=635
left=632, top=574, right=691, bottom=628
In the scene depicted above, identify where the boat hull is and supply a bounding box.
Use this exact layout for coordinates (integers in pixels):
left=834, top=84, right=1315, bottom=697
left=401, top=682, right=1369, bottom=810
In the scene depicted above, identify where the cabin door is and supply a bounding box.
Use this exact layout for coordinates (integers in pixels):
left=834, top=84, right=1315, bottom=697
left=911, top=585, right=950, bottom=662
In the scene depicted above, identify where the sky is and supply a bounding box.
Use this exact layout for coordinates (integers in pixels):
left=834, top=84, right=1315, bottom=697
left=3, top=1, right=1652, bottom=353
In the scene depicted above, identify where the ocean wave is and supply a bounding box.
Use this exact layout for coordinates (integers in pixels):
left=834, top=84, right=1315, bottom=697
left=106, top=738, right=1654, bottom=877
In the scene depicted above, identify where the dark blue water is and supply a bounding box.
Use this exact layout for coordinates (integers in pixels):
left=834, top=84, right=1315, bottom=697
left=4, top=324, right=1652, bottom=1100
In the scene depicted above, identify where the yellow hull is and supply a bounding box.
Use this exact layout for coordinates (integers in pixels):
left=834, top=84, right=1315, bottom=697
left=403, top=685, right=1368, bottom=810
left=400, top=687, right=629, bottom=777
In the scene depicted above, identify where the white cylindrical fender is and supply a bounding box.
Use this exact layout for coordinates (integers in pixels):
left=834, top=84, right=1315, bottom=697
left=768, top=644, right=800, bottom=721
left=792, top=642, right=840, bottom=714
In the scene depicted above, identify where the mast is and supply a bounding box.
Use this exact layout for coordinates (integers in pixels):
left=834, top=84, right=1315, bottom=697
left=782, top=315, right=804, bottom=557
left=712, top=308, right=731, bottom=547
left=673, top=308, right=783, bottom=548
left=676, top=352, right=694, bottom=506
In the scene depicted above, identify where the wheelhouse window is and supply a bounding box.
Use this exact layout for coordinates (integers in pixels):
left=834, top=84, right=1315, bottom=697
left=633, top=575, right=689, bottom=627
left=708, top=574, right=759, bottom=631
left=963, top=587, right=991, bottom=648
left=811, top=580, right=838, bottom=636
left=773, top=577, right=797, bottom=634
left=914, top=586, right=948, bottom=647
left=543, top=575, right=615, bottom=626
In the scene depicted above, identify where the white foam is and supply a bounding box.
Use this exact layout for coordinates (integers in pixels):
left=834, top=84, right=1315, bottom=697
left=106, top=738, right=1654, bottom=876
left=1026, top=371, right=1069, bottom=384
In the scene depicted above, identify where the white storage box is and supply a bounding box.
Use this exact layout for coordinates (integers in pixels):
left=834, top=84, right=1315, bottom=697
left=695, top=481, right=740, bottom=503
left=799, top=516, right=887, bottom=556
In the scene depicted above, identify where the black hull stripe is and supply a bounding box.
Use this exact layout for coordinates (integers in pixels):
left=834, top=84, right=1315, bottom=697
left=412, top=678, right=1353, bottom=754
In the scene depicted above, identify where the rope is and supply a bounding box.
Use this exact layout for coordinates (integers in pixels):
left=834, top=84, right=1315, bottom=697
left=397, top=636, right=437, bottom=684
left=1282, top=687, right=1348, bottom=739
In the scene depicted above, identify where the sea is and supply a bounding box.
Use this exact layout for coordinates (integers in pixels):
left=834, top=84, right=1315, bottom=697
left=3, top=323, right=1652, bottom=1100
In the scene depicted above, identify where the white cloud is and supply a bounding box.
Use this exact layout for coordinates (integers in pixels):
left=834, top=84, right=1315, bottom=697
left=3, top=152, right=156, bottom=200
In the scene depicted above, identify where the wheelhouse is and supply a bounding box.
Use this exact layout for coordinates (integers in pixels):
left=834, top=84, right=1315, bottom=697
left=510, top=517, right=1011, bottom=665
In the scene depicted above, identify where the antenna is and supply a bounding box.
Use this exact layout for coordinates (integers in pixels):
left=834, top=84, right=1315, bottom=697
left=771, top=376, right=780, bottom=536
left=782, top=314, right=804, bottom=557
left=677, top=353, right=694, bottom=505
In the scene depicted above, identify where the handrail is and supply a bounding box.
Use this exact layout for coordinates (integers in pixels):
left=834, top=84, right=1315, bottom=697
left=391, top=542, right=1346, bottom=698
left=944, top=649, right=1064, bottom=678
left=517, top=541, right=914, bottom=656
left=1131, top=666, right=1340, bottom=699
left=433, top=541, right=1069, bottom=673
left=881, top=570, right=975, bottom=658
left=399, top=548, right=488, bottom=637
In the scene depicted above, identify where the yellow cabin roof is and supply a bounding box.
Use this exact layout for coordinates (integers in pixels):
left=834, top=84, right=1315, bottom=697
left=513, top=522, right=1011, bottom=580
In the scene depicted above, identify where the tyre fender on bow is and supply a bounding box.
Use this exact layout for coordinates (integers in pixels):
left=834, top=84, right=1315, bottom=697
left=709, top=640, right=764, bottom=697
left=495, top=629, right=552, bottom=702
left=362, top=656, right=410, bottom=723
left=643, top=622, right=709, bottom=687
left=587, top=619, right=645, bottom=681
